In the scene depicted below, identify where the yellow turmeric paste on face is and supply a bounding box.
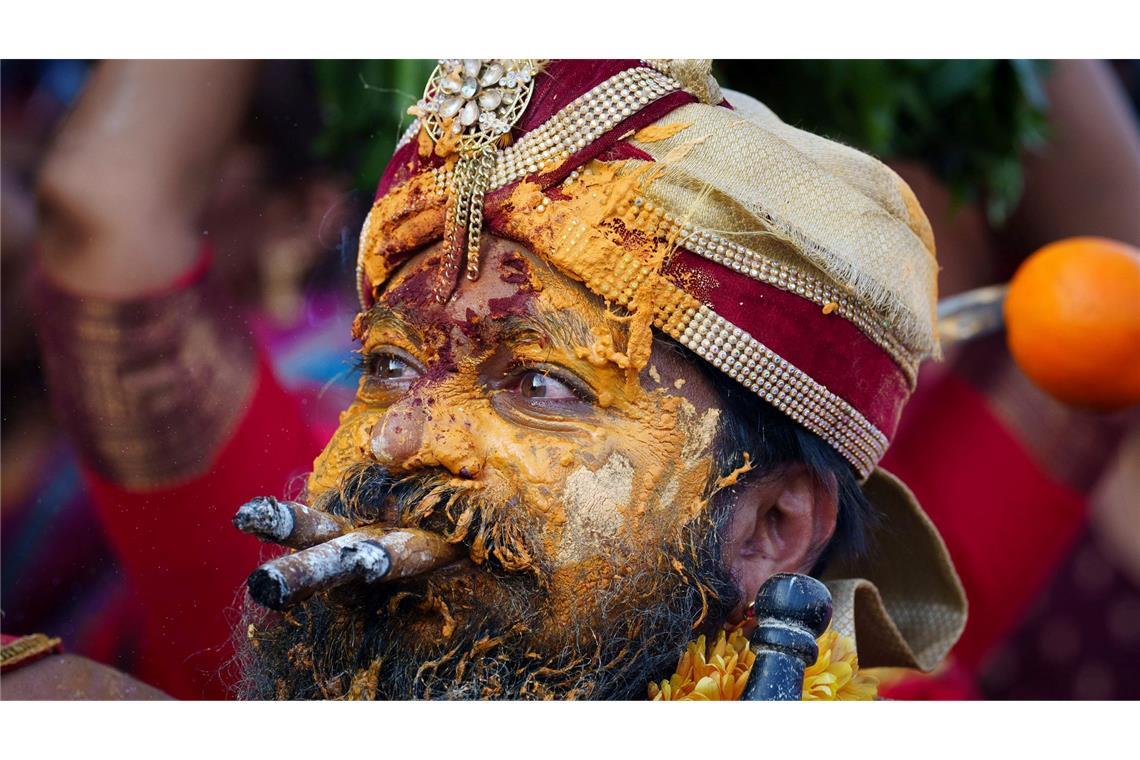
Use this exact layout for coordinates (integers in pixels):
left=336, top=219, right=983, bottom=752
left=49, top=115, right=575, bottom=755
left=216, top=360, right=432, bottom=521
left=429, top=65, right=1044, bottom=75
left=358, top=166, right=450, bottom=293
left=327, top=156, right=740, bottom=639
left=494, top=161, right=705, bottom=402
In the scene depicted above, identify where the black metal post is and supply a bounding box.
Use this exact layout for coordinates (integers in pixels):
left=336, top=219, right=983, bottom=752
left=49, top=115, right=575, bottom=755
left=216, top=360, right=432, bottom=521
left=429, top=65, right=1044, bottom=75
left=741, top=573, right=833, bottom=701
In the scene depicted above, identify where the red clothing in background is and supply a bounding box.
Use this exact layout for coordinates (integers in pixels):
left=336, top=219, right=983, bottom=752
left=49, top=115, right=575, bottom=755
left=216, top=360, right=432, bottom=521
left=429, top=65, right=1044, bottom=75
left=82, top=354, right=320, bottom=699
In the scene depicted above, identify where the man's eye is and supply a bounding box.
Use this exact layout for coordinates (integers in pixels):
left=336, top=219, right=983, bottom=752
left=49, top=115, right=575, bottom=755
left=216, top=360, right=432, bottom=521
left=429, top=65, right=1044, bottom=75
left=367, top=354, right=419, bottom=382
left=517, top=370, right=577, bottom=400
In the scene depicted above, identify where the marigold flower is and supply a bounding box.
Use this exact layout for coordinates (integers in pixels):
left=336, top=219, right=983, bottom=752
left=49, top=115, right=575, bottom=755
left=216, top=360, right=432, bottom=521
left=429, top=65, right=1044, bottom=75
left=802, top=628, right=878, bottom=701
left=648, top=628, right=755, bottom=701
left=649, top=625, right=878, bottom=701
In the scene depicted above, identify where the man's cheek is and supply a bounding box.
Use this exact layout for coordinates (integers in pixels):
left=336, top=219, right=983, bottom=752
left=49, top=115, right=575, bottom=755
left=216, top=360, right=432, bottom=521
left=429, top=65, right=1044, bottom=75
left=553, top=452, right=635, bottom=566
left=307, top=406, right=384, bottom=499
left=469, top=439, right=577, bottom=567
left=492, top=408, right=710, bottom=527
left=638, top=398, right=722, bottom=525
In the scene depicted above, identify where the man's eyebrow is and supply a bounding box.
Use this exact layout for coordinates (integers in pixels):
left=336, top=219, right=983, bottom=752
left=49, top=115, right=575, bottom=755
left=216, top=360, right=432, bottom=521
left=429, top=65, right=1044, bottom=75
left=359, top=304, right=424, bottom=346
left=499, top=307, right=607, bottom=357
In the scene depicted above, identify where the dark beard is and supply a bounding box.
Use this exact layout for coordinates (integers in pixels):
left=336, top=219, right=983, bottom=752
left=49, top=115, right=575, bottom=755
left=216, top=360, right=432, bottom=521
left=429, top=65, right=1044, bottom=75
left=233, top=464, right=740, bottom=700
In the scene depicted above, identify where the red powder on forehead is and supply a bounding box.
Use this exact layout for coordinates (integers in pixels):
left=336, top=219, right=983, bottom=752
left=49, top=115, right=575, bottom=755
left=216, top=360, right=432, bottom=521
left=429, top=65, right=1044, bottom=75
left=487, top=292, right=536, bottom=320
left=455, top=308, right=482, bottom=340
left=383, top=255, right=446, bottom=312
left=500, top=249, right=528, bottom=269
left=496, top=248, right=542, bottom=291
left=428, top=338, right=458, bottom=378
left=500, top=271, right=531, bottom=286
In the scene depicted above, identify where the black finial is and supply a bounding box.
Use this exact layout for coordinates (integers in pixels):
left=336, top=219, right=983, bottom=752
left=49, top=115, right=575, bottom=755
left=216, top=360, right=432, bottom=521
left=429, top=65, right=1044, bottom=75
left=741, top=573, right=833, bottom=701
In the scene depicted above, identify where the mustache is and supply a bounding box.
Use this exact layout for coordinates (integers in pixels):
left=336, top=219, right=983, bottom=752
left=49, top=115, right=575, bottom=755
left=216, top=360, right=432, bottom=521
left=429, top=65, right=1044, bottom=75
left=234, top=494, right=744, bottom=701
left=310, top=463, right=545, bottom=583
left=235, top=464, right=745, bottom=699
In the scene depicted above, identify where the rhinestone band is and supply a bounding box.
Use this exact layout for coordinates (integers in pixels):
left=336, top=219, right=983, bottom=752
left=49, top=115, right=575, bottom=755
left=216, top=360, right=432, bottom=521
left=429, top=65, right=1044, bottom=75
left=402, top=66, right=679, bottom=194
left=610, top=193, right=921, bottom=382
left=487, top=66, right=679, bottom=190
left=673, top=228, right=919, bottom=381
left=421, top=67, right=679, bottom=194
left=395, top=118, right=420, bottom=151
left=428, top=163, right=454, bottom=197
left=547, top=214, right=888, bottom=477
left=668, top=304, right=889, bottom=476
left=355, top=208, right=373, bottom=307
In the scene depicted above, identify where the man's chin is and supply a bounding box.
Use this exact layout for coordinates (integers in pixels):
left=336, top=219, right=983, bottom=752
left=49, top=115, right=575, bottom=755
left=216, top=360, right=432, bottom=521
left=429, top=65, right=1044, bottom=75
left=381, top=562, right=510, bottom=644
left=236, top=561, right=555, bottom=699
left=235, top=537, right=738, bottom=700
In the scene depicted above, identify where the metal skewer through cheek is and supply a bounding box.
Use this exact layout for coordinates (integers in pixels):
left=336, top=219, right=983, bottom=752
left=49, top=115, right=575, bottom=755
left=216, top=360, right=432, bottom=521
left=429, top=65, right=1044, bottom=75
left=234, top=497, right=461, bottom=611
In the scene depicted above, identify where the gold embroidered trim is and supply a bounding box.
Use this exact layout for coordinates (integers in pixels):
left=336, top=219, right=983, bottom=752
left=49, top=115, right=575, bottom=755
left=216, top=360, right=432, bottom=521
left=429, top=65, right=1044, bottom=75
left=617, top=194, right=921, bottom=383
left=548, top=213, right=888, bottom=477
left=1, top=633, right=62, bottom=672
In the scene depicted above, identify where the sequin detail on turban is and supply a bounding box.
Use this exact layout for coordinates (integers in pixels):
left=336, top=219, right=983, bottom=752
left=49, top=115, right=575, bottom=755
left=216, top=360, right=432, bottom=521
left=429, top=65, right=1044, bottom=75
left=357, top=59, right=966, bottom=671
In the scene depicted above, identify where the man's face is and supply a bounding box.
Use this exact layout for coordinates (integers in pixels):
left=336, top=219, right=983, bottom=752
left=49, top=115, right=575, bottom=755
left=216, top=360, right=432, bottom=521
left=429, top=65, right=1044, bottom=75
left=241, top=235, right=739, bottom=699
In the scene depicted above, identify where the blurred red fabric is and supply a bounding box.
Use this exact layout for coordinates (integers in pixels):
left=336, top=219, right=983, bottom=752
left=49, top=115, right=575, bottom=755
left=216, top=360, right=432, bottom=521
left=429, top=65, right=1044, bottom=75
left=82, top=353, right=320, bottom=699
left=882, top=366, right=1087, bottom=683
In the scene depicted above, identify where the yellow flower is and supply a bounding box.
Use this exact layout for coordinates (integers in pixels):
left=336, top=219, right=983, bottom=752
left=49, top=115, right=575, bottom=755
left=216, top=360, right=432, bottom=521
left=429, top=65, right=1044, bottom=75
left=649, top=625, right=877, bottom=701
left=802, top=628, right=878, bottom=701
left=648, top=628, right=755, bottom=701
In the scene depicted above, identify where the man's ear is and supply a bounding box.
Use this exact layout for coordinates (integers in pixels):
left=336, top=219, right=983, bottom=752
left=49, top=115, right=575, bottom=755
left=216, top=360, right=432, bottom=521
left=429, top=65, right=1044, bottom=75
left=721, top=463, right=839, bottom=615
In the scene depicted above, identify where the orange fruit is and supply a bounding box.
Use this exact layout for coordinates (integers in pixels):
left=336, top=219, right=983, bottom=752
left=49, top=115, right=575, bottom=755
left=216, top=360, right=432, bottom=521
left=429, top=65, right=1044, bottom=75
left=1004, top=236, right=1140, bottom=411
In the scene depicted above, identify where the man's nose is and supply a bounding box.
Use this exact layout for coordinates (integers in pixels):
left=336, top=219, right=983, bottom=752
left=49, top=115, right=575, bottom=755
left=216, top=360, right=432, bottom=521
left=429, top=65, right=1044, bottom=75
left=369, top=394, right=483, bottom=478
left=370, top=400, right=424, bottom=466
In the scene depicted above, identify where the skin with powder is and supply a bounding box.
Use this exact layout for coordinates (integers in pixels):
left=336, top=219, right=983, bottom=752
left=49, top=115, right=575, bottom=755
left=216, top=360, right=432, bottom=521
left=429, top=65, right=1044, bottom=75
left=311, top=237, right=722, bottom=631
left=240, top=233, right=840, bottom=699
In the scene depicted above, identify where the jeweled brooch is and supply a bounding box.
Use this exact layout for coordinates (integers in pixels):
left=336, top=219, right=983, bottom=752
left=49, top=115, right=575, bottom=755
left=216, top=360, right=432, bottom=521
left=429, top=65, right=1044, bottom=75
left=411, top=59, right=540, bottom=154
left=409, top=59, right=542, bottom=291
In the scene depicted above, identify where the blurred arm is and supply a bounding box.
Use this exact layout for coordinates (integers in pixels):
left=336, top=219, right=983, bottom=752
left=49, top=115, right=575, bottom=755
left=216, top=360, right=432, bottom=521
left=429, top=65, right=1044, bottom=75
left=0, top=653, right=171, bottom=700
left=38, top=60, right=257, bottom=296
left=1000, top=59, right=1140, bottom=256
left=32, top=61, right=261, bottom=488
left=29, top=62, right=324, bottom=698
